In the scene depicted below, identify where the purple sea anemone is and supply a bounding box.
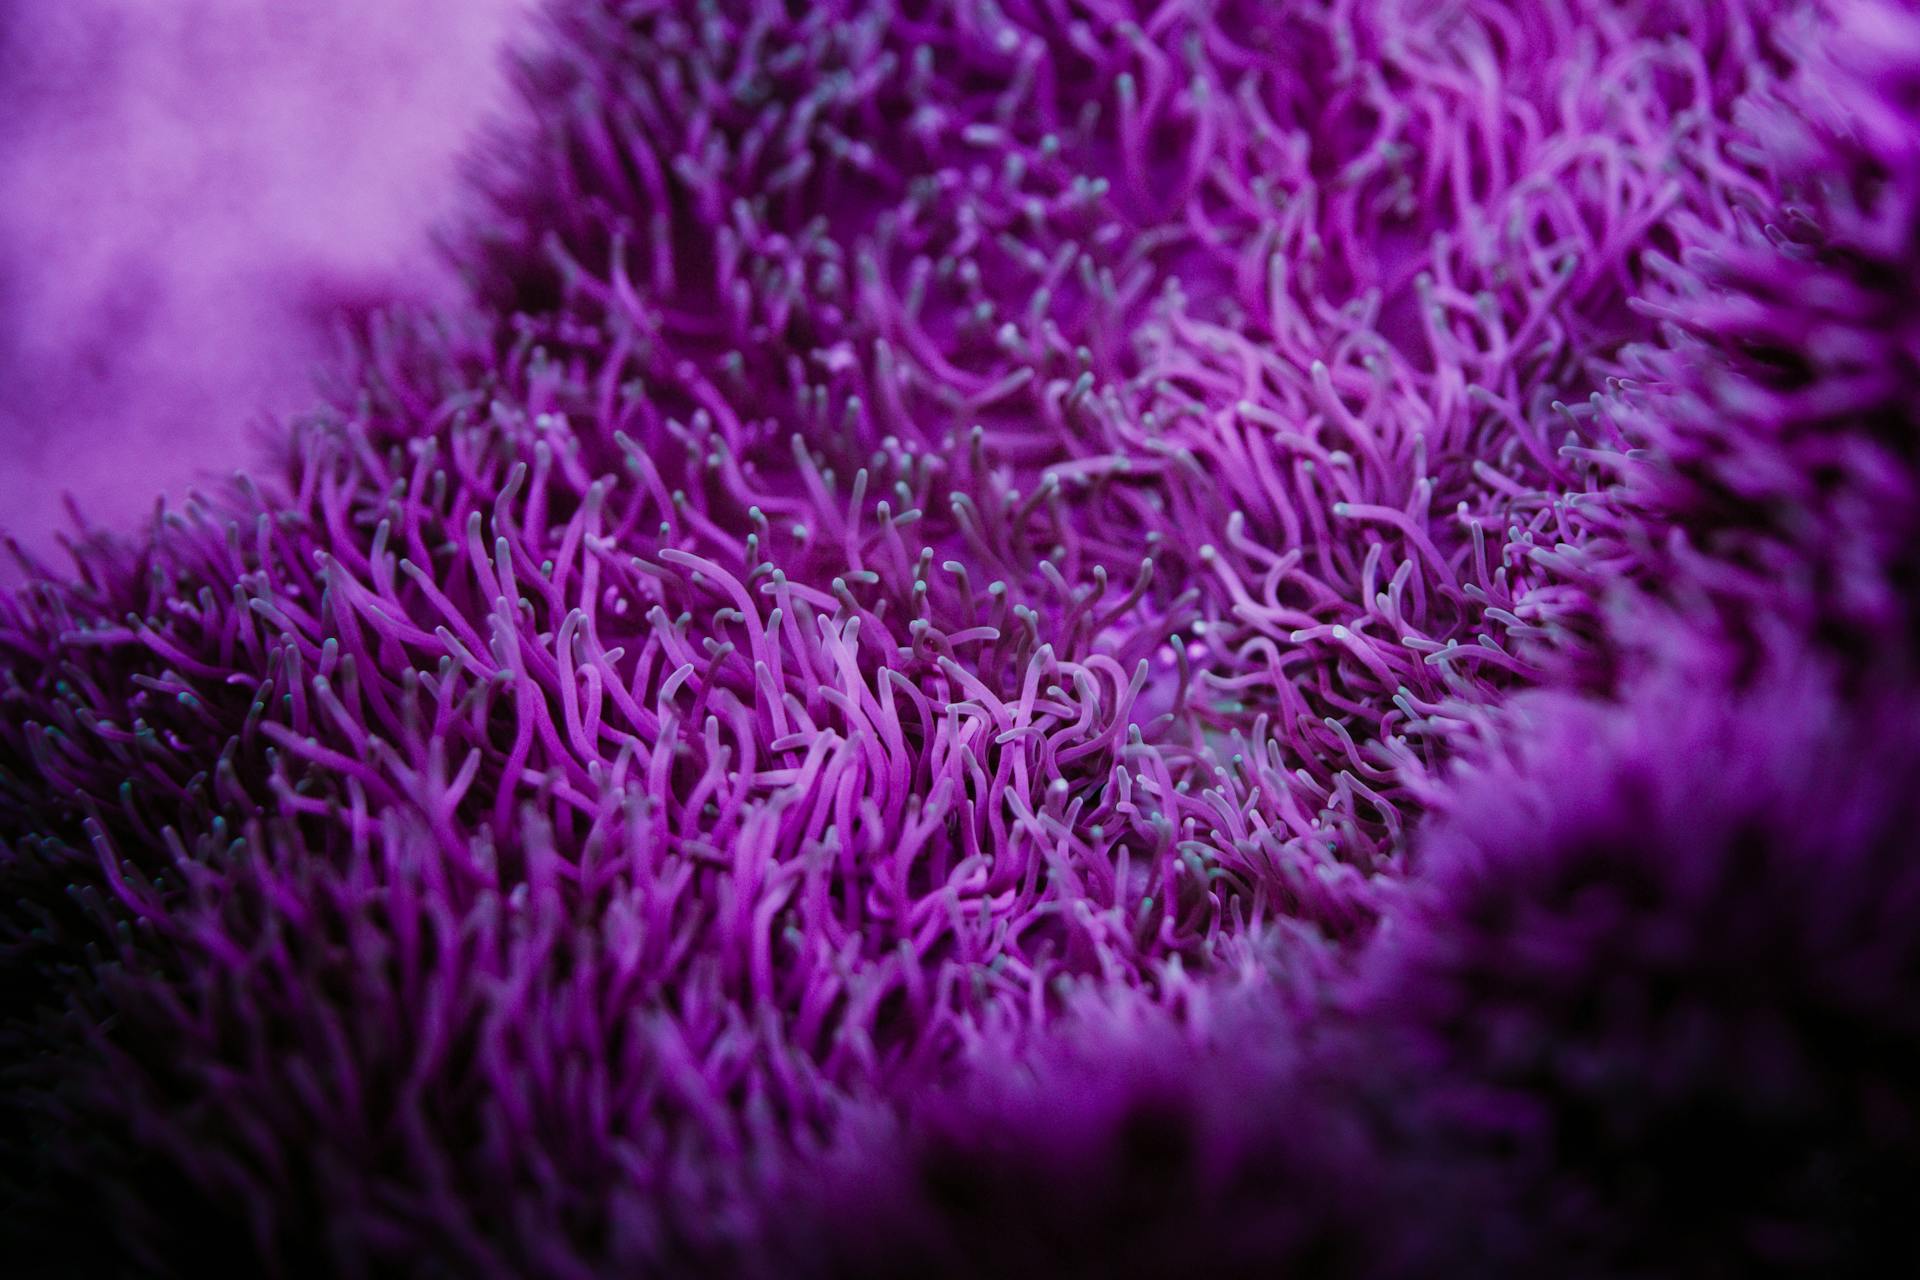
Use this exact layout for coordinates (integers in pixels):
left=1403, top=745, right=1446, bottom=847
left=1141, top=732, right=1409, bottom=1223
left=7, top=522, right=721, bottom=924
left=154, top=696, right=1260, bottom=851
left=3, top=0, right=1914, bottom=1275
left=1605, top=0, right=1920, bottom=672
left=786, top=966, right=1371, bottom=1280
left=776, top=663, right=1920, bottom=1280
left=1336, top=664, right=1920, bottom=1276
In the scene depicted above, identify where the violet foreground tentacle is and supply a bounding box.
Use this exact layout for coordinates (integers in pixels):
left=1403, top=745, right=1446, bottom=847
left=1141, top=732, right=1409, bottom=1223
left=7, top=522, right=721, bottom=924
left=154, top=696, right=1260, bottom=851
left=4, top=0, right=1918, bottom=1274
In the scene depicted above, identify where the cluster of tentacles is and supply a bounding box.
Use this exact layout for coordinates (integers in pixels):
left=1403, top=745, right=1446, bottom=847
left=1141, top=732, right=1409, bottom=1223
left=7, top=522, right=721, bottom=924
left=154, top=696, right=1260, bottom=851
left=4, top=0, right=1918, bottom=1275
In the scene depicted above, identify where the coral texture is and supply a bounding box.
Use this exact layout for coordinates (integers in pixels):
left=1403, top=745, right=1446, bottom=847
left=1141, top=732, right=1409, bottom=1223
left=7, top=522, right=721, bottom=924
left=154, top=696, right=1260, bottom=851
left=3, top=0, right=1916, bottom=1275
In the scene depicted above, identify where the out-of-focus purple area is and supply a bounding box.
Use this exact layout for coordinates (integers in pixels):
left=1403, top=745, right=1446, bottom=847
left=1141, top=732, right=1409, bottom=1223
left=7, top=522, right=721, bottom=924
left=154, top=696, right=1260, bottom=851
left=0, top=0, right=532, bottom=571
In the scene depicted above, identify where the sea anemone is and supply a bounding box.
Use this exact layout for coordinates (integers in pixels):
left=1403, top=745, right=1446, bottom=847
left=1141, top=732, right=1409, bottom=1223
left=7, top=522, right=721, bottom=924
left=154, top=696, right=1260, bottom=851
left=783, top=951, right=1372, bottom=1280
left=1608, top=0, right=1920, bottom=672
left=4, top=0, right=1906, bottom=1275
left=1335, top=664, right=1920, bottom=1276
left=766, top=654, right=1920, bottom=1279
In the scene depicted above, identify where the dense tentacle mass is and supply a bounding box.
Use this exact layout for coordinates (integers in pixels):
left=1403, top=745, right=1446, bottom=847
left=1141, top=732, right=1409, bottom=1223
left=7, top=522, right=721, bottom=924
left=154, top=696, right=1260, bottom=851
left=4, top=0, right=1915, bottom=1275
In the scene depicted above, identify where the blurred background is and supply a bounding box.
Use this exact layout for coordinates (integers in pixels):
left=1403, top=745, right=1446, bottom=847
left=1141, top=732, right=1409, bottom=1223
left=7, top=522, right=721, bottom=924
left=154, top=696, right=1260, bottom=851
left=0, top=0, right=533, bottom=572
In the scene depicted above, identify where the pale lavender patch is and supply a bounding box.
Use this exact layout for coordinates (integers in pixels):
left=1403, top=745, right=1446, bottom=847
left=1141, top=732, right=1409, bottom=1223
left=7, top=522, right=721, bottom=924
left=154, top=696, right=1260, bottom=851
left=0, top=0, right=533, bottom=572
